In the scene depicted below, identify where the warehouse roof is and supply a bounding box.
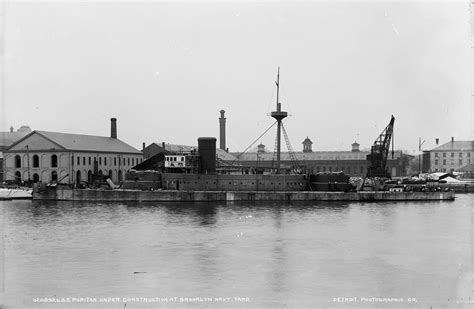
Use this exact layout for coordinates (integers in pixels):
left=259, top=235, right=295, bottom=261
left=7, top=131, right=141, bottom=154
left=431, top=141, right=474, bottom=151
left=232, top=150, right=403, bottom=162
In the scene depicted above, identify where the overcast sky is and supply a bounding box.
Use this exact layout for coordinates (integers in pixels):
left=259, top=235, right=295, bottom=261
left=1, top=1, right=472, bottom=154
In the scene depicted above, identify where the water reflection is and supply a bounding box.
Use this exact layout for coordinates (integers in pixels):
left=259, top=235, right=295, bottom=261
left=1, top=195, right=472, bottom=308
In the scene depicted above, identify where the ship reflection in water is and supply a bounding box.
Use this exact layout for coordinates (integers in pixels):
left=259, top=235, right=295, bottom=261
left=1, top=195, right=472, bottom=308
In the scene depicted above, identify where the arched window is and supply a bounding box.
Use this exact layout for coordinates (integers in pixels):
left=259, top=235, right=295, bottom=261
left=108, top=170, right=112, bottom=179
left=51, top=171, right=58, bottom=182
left=33, top=173, right=39, bottom=183
left=51, top=155, right=58, bottom=168
left=33, top=155, right=39, bottom=168
left=118, top=170, right=123, bottom=182
left=76, top=170, right=81, bottom=184
left=15, top=171, right=21, bottom=182
left=88, top=170, right=92, bottom=183
left=15, top=155, right=21, bottom=168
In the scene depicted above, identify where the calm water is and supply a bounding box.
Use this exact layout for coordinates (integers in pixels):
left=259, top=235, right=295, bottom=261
left=0, top=195, right=473, bottom=308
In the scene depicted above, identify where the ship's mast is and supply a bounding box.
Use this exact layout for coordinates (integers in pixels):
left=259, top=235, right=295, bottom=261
left=271, top=67, right=288, bottom=174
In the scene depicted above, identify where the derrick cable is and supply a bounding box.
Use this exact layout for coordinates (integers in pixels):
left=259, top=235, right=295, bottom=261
left=230, top=120, right=278, bottom=165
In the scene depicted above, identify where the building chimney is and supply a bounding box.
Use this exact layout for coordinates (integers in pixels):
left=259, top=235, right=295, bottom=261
left=162, top=142, right=165, bottom=150
left=435, top=138, right=439, bottom=145
left=219, top=110, right=226, bottom=151
left=9, top=126, right=13, bottom=133
left=451, top=137, right=454, bottom=143
left=110, top=118, right=117, bottom=139
left=142, top=142, right=146, bottom=150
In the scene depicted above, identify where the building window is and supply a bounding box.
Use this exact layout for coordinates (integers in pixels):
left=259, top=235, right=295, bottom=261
left=435, top=159, right=438, bottom=165
left=99, top=157, right=102, bottom=165
left=459, top=152, right=463, bottom=157
left=459, top=159, right=463, bottom=165
left=33, top=173, right=39, bottom=183
left=435, top=153, right=438, bottom=158
left=132, top=158, right=135, bottom=166
left=467, top=152, right=471, bottom=157
left=77, top=156, right=80, bottom=165
left=451, top=152, right=454, bottom=158
left=128, top=158, right=130, bottom=165
left=71, top=156, right=74, bottom=165
left=15, top=155, right=21, bottom=168
left=114, top=157, right=117, bottom=166
left=83, top=157, right=86, bottom=165
left=51, top=155, right=58, bottom=168
left=33, top=155, right=39, bottom=168
left=443, top=159, right=446, bottom=165
left=443, top=153, right=446, bottom=158
left=89, top=157, right=91, bottom=165
left=15, top=171, right=21, bottom=181
left=468, top=159, right=471, bottom=164
left=51, top=171, right=58, bottom=181
left=104, top=157, right=107, bottom=165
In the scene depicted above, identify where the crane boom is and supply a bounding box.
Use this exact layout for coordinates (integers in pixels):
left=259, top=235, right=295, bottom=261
left=366, top=115, right=395, bottom=178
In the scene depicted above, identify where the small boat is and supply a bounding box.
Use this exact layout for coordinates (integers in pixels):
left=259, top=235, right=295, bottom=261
left=0, top=187, right=33, bottom=200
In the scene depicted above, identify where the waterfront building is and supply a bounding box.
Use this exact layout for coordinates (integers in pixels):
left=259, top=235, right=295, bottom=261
left=0, top=126, right=33, bottom=182
left=3, top=118, right=143, bottom=184
left=140, top=138, right=408, bottom=177
left=142, top=142, right=196, bottom=160
left=426, top=138, right=474, bottom=173
left=232, top=148, right=407, bottom=177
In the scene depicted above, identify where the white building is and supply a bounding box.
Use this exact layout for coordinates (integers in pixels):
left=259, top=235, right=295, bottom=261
left=3, top=118, right=143, bottom=184
left=428, top=138, right=474, bottom=173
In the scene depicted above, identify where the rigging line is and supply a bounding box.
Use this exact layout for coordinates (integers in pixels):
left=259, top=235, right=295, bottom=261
left=266, top=84, right=276, bottom=116
left=281, top=123, right=302, bottom=171
left=232, top=121, right=278, bottom=164
left=280, top=84, right=293, bottom=117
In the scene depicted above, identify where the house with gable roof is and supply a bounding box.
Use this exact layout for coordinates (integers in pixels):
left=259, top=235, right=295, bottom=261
left=426, top=138, right=474, bottom=173
left=3, top=118, right=143, bottom=184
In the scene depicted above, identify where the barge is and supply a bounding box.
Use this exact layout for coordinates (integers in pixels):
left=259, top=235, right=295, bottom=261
left=32, top=186, right=455, bottom=202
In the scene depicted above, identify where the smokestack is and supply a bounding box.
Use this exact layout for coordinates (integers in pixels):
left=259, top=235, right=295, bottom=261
left=219, top=110, right=226, bottom=150
left=451, top=137, right=454, bottom=143
left=110, top=118, right=117, bottom=139
left=435, top=138, right=439, bottom=145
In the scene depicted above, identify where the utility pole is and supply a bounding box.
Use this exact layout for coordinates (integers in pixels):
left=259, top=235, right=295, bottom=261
left=418, top=137, right=425, bottom=175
